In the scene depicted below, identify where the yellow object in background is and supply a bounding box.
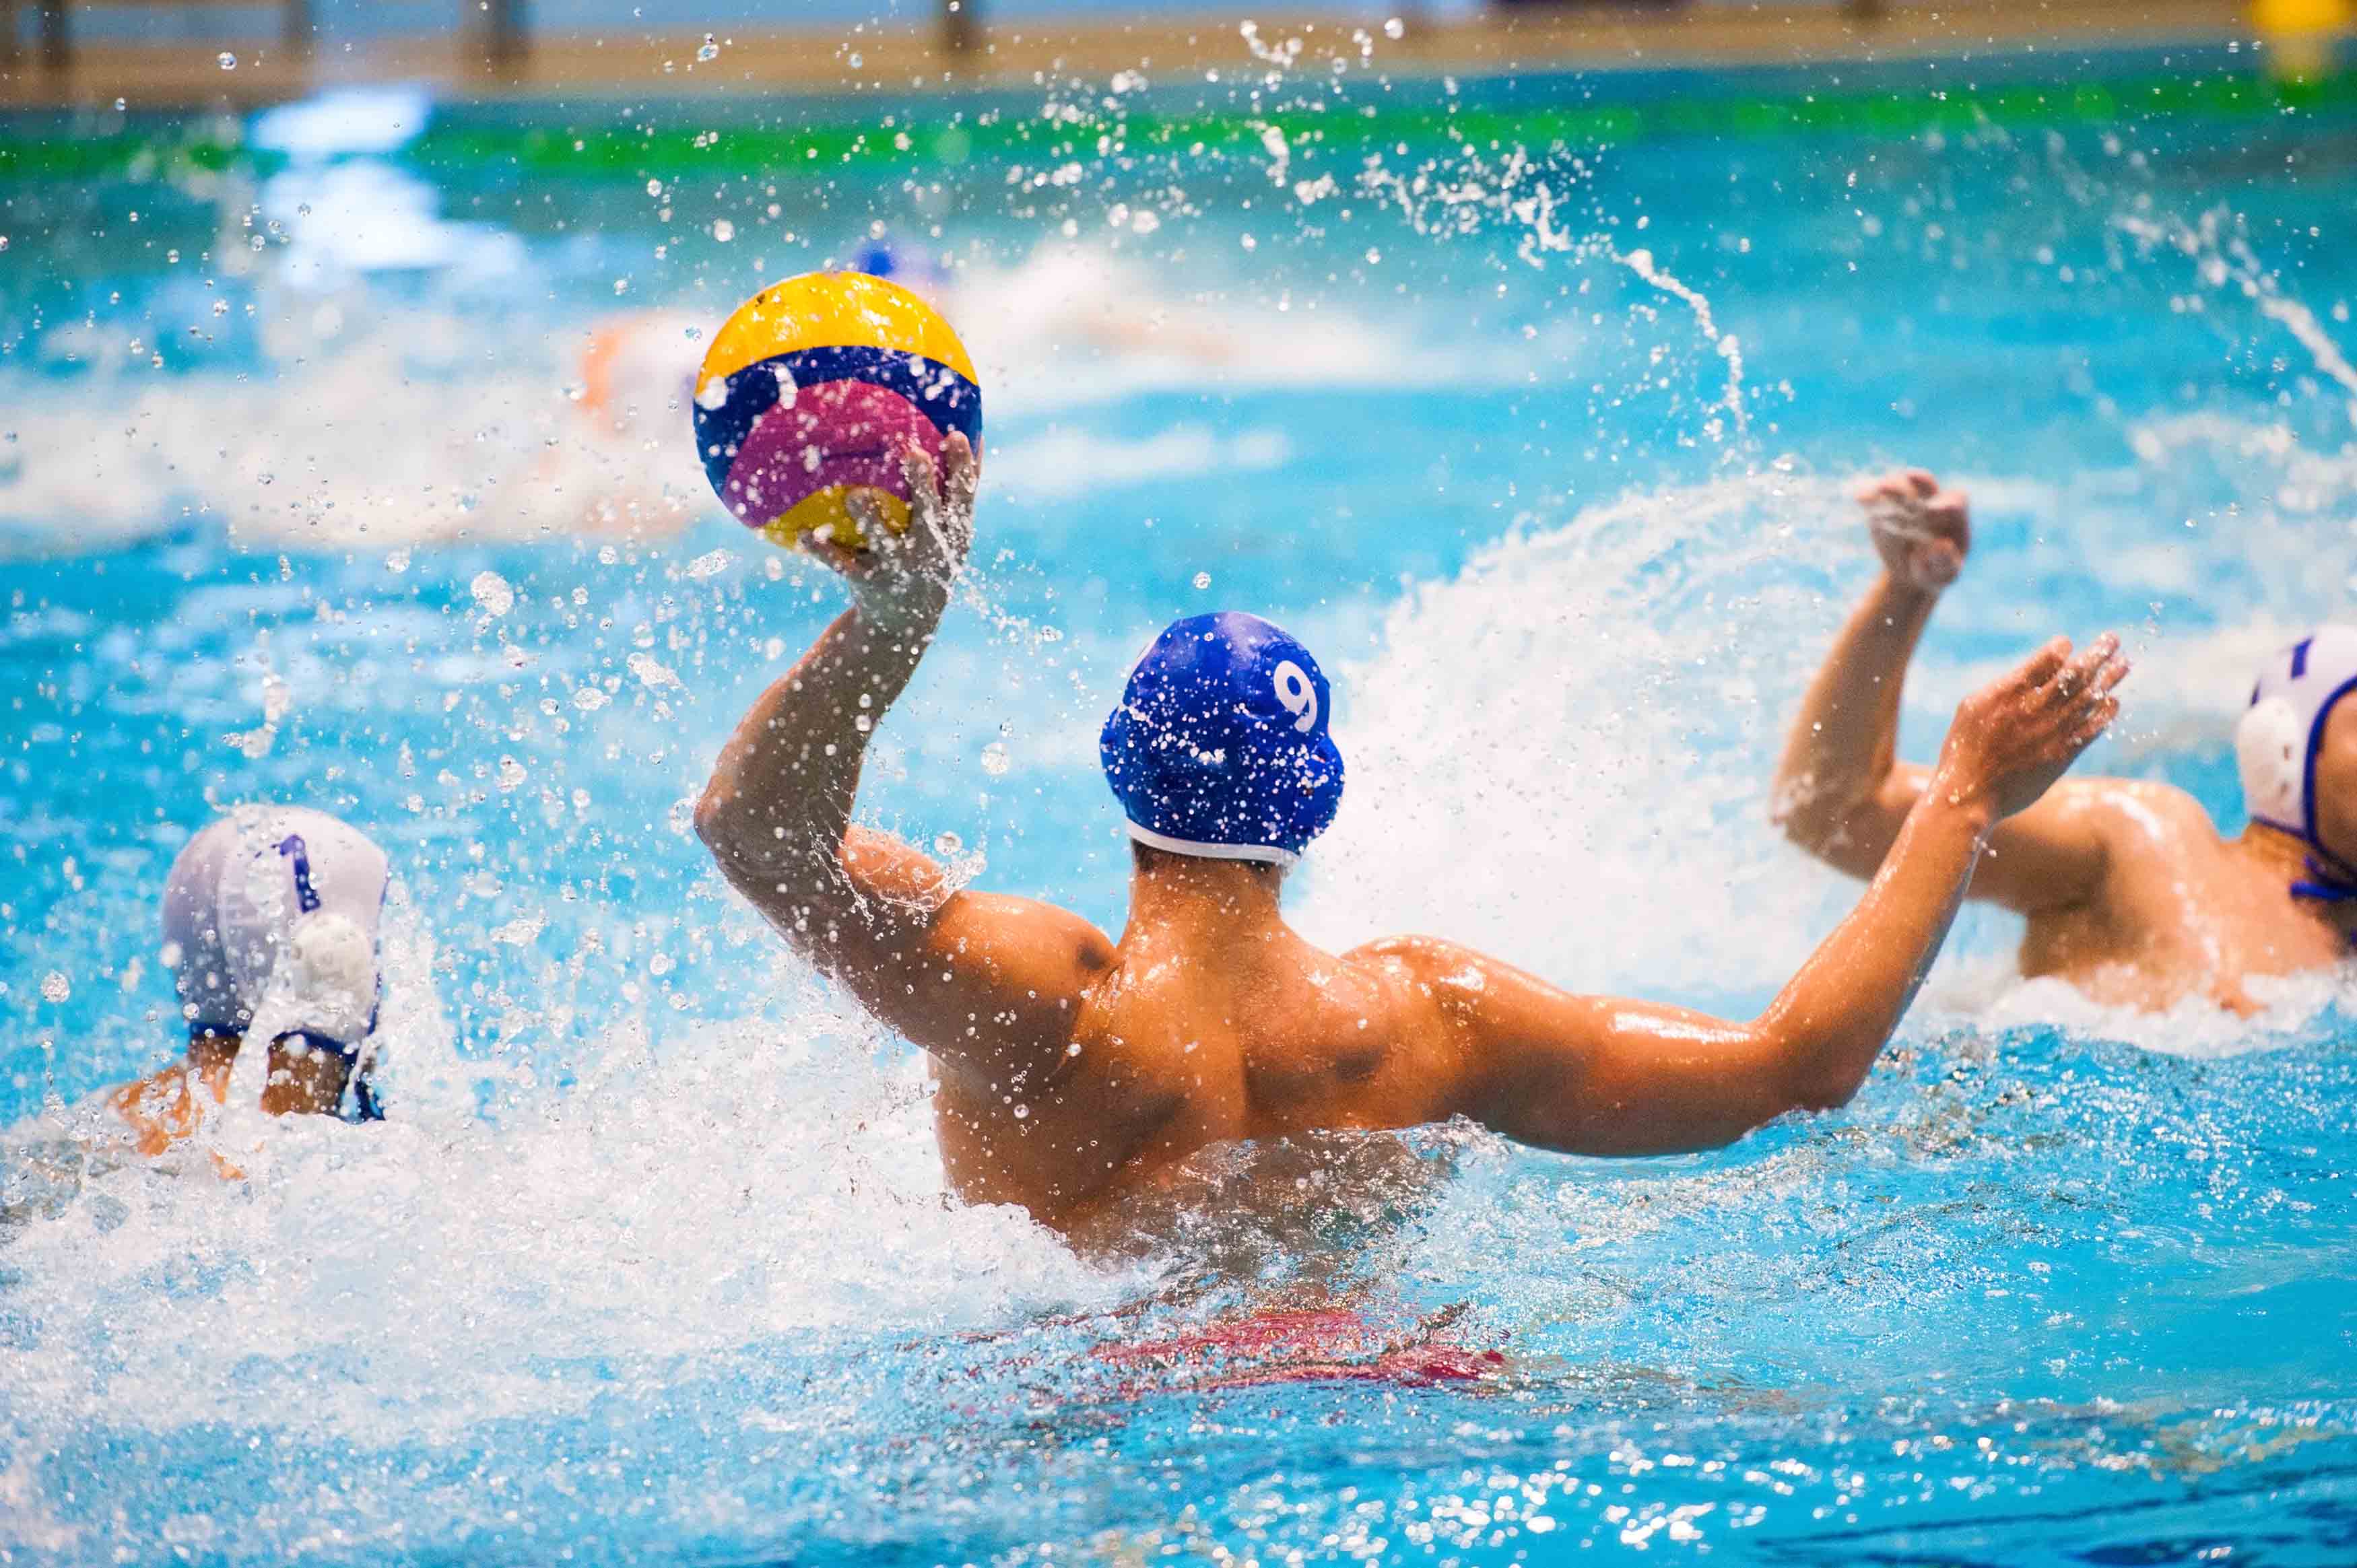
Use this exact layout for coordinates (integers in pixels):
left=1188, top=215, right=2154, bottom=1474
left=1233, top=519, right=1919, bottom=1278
left=2255, top=0, right=2352, bottom=79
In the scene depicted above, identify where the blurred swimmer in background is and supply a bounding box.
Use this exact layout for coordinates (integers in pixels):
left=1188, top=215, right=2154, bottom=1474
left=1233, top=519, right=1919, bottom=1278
left=847, top=234, right=1243, bottom=367
left=109, top=806, right=389, bottom=1155
left=1777, top=470, right=2357, bottom=1015
left=695, top=436, right=2129, bottom=1246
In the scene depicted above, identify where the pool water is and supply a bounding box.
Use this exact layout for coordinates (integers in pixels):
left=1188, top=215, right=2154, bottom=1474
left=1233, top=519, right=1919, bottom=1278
left=3, top=41, right=2357, bottom=1564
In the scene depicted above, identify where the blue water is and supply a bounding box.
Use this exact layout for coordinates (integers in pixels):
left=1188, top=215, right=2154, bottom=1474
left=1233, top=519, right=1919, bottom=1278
left=3, top=43, right=2357, bottom=1565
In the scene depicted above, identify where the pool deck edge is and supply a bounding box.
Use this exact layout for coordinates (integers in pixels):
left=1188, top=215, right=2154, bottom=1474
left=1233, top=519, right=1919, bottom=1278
left=0, top=0, right=2274, bottom=111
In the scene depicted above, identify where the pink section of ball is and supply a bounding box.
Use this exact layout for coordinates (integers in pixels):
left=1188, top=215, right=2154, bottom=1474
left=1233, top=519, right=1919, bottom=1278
left=718, top=379, right=945, bottom=529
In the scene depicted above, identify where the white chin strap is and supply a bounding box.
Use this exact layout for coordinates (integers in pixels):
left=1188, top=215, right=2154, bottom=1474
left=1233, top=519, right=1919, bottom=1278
left=1125, top=821, right=1299, bottom=868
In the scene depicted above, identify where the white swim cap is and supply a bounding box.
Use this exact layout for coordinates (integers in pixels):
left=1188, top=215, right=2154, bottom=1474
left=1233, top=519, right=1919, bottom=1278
left=162, top=806, right=389, bottom=1050
left=2235, top=625, right=2357, bottom=844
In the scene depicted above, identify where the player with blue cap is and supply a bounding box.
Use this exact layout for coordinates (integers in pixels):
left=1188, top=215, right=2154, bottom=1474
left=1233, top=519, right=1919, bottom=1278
left=1100, top=612, right=1345, bottom=866
left=698, top=434, right=2124, bottom=1246
left=1777, top=468, right=2357, bottom=1016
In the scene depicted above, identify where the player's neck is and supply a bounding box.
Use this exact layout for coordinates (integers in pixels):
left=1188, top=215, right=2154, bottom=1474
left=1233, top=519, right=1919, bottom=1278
left=2239, top=821, right=2357, bottom=938
left=180, top=1029, right=348, bottom=1116
left=1123, top=851, right=1290, bottom=953
left=184, top=1029, right=239, bottom=1091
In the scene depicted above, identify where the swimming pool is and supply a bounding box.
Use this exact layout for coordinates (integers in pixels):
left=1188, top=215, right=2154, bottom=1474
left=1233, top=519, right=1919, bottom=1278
left=3, top=38, right=2356, bottom=1563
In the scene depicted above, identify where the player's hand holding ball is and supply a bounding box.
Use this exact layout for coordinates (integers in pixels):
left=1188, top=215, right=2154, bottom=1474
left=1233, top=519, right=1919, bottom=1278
left=826, top=432, right=978, bottom=636
left=692, top=269, right=983, bottom=561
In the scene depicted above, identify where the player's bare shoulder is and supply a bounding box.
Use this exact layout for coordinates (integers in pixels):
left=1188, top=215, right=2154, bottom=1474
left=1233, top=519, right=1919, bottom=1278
left=2064, top=776, right=2224, bottom=854
left=1343, top=934, right=1509, bottom=1026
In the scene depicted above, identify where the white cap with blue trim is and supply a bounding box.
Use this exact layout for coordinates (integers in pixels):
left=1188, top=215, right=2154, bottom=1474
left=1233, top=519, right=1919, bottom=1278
left=2236, top=625, right=2357, bottom=846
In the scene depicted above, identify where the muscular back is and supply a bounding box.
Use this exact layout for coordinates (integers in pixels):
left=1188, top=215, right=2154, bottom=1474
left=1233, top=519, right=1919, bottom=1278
left=930, top=922, right=1473, bottom=1233
left=2015, top=781, right=2346, bottom=1013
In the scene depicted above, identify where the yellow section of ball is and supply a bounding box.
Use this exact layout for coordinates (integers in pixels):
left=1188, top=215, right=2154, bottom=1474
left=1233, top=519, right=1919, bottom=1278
left=699, top=271, right=978, bottom=390
left=760, top=485, right=914, bottom=553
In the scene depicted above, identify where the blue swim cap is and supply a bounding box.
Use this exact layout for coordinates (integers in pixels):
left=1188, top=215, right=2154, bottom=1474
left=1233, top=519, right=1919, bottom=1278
left=1100, top=612, right=1346, bottom=866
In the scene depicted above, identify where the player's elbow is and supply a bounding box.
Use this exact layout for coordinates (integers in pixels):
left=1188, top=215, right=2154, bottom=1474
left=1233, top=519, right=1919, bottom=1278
left=1769, top=775, right=1848, bottom=858
left=693, top=777, right=779, bottom=895
left=1785, top=1072, right=1861, bottom=1116
left=692, top=778, right=742, bottom=860
left=1774, top=1040, right=1869, bottom=1117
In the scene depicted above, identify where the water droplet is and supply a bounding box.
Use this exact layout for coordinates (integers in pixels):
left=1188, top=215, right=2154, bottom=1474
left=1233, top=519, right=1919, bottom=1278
left=1383, top=15, right=1405, bottom=38
left=711, top=218, right=735, bottom=243
left=981, top=741, right=1010, bottom=776
left=40, top=972, right=69, bottom=1002
left=1193, top=572, right=1211, bottom=590
left=218, top=51, right=236, bottom=69
left=696, top=32, right=719, bottom=61
left=933, top=831, right=964, bottom=858
left=470, top=570, right=515, bottom=616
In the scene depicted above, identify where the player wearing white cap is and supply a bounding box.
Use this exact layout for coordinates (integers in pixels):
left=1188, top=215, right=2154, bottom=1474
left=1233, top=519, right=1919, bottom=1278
left=110, top=806, right=389, bottom=1155
left=1777, top=469, right=2354, bottom=1015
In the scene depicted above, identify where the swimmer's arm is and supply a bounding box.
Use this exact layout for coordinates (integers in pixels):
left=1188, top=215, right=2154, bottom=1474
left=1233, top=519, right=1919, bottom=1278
left=800, top=825, right=1113, bottom=1077
left=1772, top=566, right=1935, bottom=871
left=1446, top=638, right=2126, bottom=1153
left=1415, top=791, right=1997, bottom=1155
left=694, top=433, right=1109, bottom=1074
left=1774, top=574, right=2109, bottom=916
left=1849, top=765, right=2114, bottom=915
left=696, top=433, right=964, bottom=954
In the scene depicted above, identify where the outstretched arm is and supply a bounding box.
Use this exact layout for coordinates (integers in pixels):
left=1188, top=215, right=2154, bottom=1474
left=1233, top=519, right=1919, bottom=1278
left=1410, top=635, right=2129, bottom=1157
left=1774, top=470, right=2113, bottom=915
left=694, top=435, right=1111, bottom=1078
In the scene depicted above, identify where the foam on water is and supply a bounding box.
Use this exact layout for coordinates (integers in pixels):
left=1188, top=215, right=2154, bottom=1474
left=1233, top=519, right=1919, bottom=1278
left=0, top=897, right=1118, bottom=1461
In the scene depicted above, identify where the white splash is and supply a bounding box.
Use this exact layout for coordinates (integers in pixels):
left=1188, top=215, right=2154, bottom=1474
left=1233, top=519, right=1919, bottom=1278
left=1616, top=246, right=1748, bottom=442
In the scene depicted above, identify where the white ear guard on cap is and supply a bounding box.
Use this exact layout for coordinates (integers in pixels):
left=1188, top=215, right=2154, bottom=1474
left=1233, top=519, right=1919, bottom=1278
left=2235, top=625, right=2357, bottom=846
left=274, top=912, right=378, bottom=1052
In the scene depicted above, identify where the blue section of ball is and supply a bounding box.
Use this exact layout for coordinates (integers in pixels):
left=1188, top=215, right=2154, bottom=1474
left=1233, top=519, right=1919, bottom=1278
left=693, top=343, right=984, bottom=500
left=1100, top=611, right=1346, bottom=863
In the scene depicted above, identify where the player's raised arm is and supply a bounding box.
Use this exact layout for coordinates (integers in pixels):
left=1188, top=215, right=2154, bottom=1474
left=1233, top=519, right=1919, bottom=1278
left=694, top=434, right=1112, bottom=1074
left=1775, top=470, right=2116, bottom=916
left=1416, top=636, right=2129, bottom=1156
